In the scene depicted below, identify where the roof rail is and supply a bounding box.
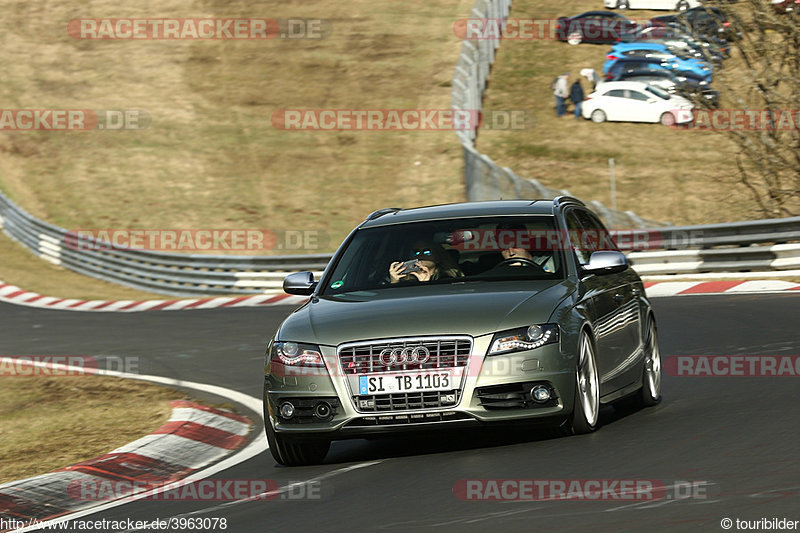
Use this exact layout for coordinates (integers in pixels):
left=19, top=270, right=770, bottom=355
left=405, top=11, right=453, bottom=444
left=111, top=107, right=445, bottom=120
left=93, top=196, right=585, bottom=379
left=365, top=207, right=402, bottom=221
left=552, top=196, right=585, bottom=208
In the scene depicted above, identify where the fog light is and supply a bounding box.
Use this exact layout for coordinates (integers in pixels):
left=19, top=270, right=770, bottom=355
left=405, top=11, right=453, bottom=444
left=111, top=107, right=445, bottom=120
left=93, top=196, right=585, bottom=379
left=279, top=401, right=295, bottom=419
left=530, top=385, right=551, bottom=403
left=313, top=401, right=332, bottom=420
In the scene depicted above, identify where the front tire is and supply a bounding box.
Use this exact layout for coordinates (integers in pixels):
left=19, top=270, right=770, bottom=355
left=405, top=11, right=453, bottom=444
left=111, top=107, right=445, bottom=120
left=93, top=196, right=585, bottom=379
left=677, top=0, right=689, bottom=11
left=265, top=419, right=331, bottom=466
left=660, top=112, right=676, bottom=126
left=639, top=317, right=662, bottom=406
left=567, top=330, right=600, bottom=434
left=617, top=0, right=630, bottom=9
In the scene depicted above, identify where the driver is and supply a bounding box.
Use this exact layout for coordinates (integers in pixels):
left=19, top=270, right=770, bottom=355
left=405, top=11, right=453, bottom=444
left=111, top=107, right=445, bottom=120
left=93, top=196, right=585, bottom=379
left=389, top=240, right=463, bottom=283
left=495, top=223, right=555, bottom=273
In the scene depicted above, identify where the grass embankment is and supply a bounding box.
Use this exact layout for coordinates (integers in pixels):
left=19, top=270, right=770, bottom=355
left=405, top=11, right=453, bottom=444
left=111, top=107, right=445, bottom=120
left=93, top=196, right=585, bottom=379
left=0, top=376, right=181, bottom=483
left=0, top=0, right=472, bottom=297
left=478, top=0, right=757, bottom=225
left=0, top=0, right=774, bottom=300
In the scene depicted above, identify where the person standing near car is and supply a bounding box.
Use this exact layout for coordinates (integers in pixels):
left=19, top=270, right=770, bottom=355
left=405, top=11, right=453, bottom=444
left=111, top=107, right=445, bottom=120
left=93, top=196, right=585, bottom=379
left=553, top=73, right=569, bottom=117
left=580, top=68, right=598, bottom=91
left=569, top=78, right=585, bottom=119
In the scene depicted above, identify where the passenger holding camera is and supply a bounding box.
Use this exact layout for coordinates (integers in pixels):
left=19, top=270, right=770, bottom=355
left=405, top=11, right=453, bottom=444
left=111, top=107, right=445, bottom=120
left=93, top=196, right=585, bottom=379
left=388, top=241, right=462, bottom=283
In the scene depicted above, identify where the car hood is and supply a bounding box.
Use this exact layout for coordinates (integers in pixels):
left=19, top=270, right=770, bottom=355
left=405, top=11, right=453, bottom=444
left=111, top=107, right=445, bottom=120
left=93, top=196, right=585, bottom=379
left=276, top=279, right=576, bottom=346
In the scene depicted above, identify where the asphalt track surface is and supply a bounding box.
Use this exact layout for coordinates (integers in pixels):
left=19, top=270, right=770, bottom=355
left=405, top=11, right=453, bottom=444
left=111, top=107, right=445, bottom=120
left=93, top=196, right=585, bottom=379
left=1, top=294, right=798, bottom=532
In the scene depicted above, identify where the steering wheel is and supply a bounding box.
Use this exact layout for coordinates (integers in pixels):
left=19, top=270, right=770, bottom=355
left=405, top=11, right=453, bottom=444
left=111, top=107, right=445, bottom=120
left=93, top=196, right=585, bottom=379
left=495, top=257, right=540, bottom=268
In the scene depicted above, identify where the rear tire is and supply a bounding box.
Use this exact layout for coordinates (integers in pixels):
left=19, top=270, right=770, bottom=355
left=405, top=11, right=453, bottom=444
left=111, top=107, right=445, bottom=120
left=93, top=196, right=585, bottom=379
left=265, top=419, right=330, bottom=466
left=617, top=0, right=630, bottom=8
left=677, top=0, right=689, bottom=11
left=591, top=109, right=607, bottom=123
left=567, top=330, right=599, bottom=435
left=567, top=32, right=582, bottom=45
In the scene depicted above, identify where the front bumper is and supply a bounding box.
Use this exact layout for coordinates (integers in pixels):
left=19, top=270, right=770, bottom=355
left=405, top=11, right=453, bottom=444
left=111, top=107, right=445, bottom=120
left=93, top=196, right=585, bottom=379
left=264, top=336, right=578, bottom=440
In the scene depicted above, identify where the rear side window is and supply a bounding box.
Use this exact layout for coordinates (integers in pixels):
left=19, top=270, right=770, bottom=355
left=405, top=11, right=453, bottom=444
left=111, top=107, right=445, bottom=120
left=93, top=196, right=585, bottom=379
left=627, top=90, right=649, bottom=101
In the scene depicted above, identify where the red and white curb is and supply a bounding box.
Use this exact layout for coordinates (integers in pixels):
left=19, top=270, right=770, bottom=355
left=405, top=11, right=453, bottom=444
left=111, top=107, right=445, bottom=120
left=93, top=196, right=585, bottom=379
left=0, top=400, right=253, bottom=529
left=645, top=280, right=800, bottom=297
left=0, top=278, right=797, bottom=315
left=0, top=357, right=267, bottom=532
left=0, top=281, right=308, bottom=312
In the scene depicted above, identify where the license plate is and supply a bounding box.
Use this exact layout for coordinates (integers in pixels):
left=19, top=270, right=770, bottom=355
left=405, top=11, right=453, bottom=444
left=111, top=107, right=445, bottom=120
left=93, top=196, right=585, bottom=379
left=352, top=368, right=463, bottom=396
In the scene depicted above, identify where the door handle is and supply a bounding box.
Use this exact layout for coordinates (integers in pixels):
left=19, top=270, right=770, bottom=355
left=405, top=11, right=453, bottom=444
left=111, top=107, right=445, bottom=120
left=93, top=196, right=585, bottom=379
left=613, top=293, right=625, bottom=303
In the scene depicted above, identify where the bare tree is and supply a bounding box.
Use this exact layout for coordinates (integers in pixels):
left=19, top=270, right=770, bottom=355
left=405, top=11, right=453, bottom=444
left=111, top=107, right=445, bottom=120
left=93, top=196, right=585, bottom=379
left=707, top=1, right=800, bottom=217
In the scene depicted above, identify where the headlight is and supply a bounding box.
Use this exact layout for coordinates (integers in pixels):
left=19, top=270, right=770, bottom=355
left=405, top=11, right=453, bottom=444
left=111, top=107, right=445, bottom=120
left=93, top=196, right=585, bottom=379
left=271, top=341, right=324, bottom=366
left=488, top=324, right=559, bottom=356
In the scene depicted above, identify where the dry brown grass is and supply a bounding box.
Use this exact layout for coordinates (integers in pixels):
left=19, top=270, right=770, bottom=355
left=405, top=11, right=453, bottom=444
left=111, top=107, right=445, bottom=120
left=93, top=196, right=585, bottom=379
left=478, top=0, right=757, bottom=226
left=0, top=376, right=180, bottom=483
left=0, top=0, right=469, bottom=240
left=0, top=0, right=473, bottom=296
left=0, top=0, right=778, bottom=300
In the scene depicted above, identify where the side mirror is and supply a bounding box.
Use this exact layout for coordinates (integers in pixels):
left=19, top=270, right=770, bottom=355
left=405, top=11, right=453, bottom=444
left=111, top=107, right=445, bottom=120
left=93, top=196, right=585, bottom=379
left=583, top=251, right=629, bottom=275
left=283, top=271, right=318, bottom=295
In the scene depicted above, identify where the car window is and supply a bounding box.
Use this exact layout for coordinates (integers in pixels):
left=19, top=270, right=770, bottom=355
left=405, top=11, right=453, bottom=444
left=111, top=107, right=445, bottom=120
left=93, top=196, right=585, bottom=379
left=645, top=85, right=670, bottom=99
left=320, top=216, right=565, bottom=296
left=627, top=90, right=649, bottom=101
left=566, top=209, right=618, bottom=266
left=564, top=211, right=590, bottom=266
left=606, top=89, right=626, bottom=98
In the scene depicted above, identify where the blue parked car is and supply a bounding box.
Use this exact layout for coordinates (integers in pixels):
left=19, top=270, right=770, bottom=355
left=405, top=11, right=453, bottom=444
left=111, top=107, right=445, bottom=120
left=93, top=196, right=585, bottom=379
left=604, top=58, right=712, bottom=86
left=603, top=43, right=712, bottom=79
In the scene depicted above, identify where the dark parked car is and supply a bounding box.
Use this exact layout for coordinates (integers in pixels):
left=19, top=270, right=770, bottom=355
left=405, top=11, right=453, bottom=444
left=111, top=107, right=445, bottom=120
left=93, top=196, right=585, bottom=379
left=604, top=57, right=712, bottom=85
left=608, top=68, right=719, bottom=107
left=772, top=0, right=800, bottom=13
left=264, top=198, right=662, bottom=465
left=555, top=11, right=642, bottom=44
left=652, top=7, right=741, bottom=41
left=621, top=26, right=728, bottom=62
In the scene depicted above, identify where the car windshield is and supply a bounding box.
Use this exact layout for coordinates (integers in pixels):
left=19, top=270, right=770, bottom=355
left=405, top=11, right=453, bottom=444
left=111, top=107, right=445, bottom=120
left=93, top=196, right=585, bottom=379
left=645, top=85, right=670, bottom=99
left=321, top=216, right=567, bottom=295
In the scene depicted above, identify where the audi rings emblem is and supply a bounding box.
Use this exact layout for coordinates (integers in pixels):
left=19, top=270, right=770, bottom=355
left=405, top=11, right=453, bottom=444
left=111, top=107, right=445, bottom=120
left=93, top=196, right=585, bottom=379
left=379, top=346, right=431, bottom=366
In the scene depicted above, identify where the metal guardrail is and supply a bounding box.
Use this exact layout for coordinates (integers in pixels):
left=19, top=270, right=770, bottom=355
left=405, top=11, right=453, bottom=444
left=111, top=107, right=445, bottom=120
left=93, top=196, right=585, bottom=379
left=450, top=0, right=662, bottom=229
left=0, top=191, right=327, bottom=296
left=3, top=188, right=800, bottom=296
left=1, top=1, right=798, bottom=296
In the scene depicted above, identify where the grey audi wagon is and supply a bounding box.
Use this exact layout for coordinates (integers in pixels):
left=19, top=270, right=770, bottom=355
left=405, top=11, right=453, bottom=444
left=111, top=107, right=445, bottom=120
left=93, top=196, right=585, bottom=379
left=264, top=197, right=662, bottom=465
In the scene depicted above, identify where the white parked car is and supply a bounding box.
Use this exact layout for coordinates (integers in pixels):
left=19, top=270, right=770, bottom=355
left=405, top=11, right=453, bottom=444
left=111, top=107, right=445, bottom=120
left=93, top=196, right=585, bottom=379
left=582, top=81, right=693, bottom=125
left=604, top=0, right=702, bottom=11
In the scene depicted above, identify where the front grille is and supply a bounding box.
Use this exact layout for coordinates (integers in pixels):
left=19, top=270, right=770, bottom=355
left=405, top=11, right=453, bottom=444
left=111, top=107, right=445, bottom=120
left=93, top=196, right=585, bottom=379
left=338, top=336, right=472, bottom=375
left=355, top=390, right=461, bottom=412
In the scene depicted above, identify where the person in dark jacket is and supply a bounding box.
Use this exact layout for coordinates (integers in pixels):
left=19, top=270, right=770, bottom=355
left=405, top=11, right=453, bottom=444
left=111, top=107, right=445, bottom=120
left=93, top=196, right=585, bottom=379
left=569, top=79, right=585, bottom=119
